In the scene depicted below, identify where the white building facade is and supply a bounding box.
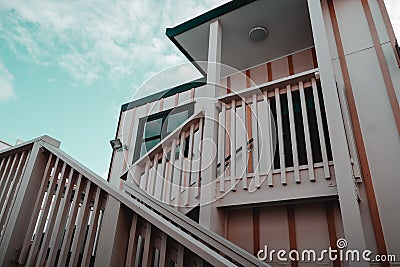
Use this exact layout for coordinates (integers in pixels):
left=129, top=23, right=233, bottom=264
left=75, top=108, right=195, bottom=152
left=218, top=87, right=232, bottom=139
left=1, top=0, right=399, bottom=266
left=108, top=0, right=400, bottom=266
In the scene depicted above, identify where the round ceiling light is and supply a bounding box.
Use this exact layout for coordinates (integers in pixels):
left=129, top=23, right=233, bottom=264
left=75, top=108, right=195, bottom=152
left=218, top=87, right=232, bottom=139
left=249, top=26, right=268, bottom=42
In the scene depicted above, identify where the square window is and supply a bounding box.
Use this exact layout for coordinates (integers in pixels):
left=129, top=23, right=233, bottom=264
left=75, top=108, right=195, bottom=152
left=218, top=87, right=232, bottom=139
left=140, top=139, right=161, bottom=156
left=143, top=118, right=163, bottom=139
left=133, top=103, right=194, bottom=163
left=166, top=110, right=189, bottom=134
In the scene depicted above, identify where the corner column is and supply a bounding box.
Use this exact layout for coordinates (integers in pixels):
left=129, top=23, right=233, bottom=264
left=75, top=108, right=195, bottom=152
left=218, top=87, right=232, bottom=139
left=307, top=0, right=367, bottom=262
left=198, top=19, right=224, bottom=235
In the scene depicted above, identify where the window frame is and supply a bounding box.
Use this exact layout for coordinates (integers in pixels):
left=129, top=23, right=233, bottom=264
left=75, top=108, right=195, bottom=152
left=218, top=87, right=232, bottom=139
left=133, top=102, right=194, bottom=163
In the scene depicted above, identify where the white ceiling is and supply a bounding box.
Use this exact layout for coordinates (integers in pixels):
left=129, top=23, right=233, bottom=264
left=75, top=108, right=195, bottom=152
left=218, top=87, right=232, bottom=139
left=174, top=0, right=314, bottom=77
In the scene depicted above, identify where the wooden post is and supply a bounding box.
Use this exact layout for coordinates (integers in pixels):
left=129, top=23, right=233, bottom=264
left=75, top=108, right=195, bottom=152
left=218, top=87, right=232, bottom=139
left=94, top=196, right=130, bottom=267
left=0, top=142, right=50, bottom=265
left=198, top=19, right=224, bottom=235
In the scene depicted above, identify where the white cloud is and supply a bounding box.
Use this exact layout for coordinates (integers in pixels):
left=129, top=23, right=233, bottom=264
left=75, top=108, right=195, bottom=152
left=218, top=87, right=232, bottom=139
left=2, top=0, right=396, bottom=94
left=0, top=0, right=229, bottom=88
left=0, top=63, right=16, bottom=102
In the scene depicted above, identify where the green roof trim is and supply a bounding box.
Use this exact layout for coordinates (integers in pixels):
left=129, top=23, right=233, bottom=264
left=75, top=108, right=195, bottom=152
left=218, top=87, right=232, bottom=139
left=165, top=0, right=256, bottom=74
left=121, top=78, right=206, bottom=112
left=165, top=0, right=256, bottom=37
left=168, top=36, right=207, bottom=76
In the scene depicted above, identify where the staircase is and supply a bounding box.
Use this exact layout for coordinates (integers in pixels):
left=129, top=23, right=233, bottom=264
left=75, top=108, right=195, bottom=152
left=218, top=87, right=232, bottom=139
left=0, top=136, right=269, bottom=267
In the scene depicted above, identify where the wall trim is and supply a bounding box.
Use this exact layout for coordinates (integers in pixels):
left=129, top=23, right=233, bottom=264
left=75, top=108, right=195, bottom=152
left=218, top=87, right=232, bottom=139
left=327, top=0, right=388, bottom=263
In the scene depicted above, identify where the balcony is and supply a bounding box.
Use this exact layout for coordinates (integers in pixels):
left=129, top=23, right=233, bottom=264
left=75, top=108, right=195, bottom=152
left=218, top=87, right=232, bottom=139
left=213, top=70, right=338, bottom=207
left=120, top=66, right=340, bottom=211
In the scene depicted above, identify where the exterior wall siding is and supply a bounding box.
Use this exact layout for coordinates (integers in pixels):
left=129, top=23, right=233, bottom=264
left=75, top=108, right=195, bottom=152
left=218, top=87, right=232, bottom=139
left=227, top=201, right=346, bottom=266
left=322, top=0, right=400, bottom=261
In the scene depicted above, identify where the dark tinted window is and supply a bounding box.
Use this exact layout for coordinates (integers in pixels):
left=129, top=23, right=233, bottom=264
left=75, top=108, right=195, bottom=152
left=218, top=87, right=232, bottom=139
left=133, top=103, right=194, bottom=162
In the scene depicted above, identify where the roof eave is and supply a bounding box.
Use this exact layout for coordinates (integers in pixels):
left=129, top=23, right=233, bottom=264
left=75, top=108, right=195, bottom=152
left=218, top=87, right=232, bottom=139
left=165, top=0, right=257, bottom=74
left=165, top=0, right=256, bottom=37
left=120, top=77, right=206, bottom=113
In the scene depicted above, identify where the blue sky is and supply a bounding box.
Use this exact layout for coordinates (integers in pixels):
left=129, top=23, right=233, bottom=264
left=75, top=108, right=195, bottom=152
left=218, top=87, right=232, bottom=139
left=0, top=0, right=399, bottom=177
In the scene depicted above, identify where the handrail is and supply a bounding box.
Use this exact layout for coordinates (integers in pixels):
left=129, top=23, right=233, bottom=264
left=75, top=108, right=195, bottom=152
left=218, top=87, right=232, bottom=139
left=42, top=142, right=269, bottom=267
left=0, top=135, right=60, bottom=157
left=123, top=181, right=270, bottom=267
left=1, top=136, right=270, bottom=266
left=217, top=68, right=319, bottom=103
left=0, top=139, right=237, bottom=266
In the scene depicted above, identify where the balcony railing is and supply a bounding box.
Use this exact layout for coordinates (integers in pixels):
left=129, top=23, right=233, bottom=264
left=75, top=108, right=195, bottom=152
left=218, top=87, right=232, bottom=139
left=0, top=136, right=268, bottom=266
left=121, top=70, right=340, bottom=207
left=214, top=72, right=338, bottom=205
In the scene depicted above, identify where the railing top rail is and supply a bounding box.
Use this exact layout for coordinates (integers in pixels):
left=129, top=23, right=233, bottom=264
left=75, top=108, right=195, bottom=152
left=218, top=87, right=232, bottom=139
left=0, top=135, right=60, bottom=158
left=217, top=68, right=319, bottom=103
